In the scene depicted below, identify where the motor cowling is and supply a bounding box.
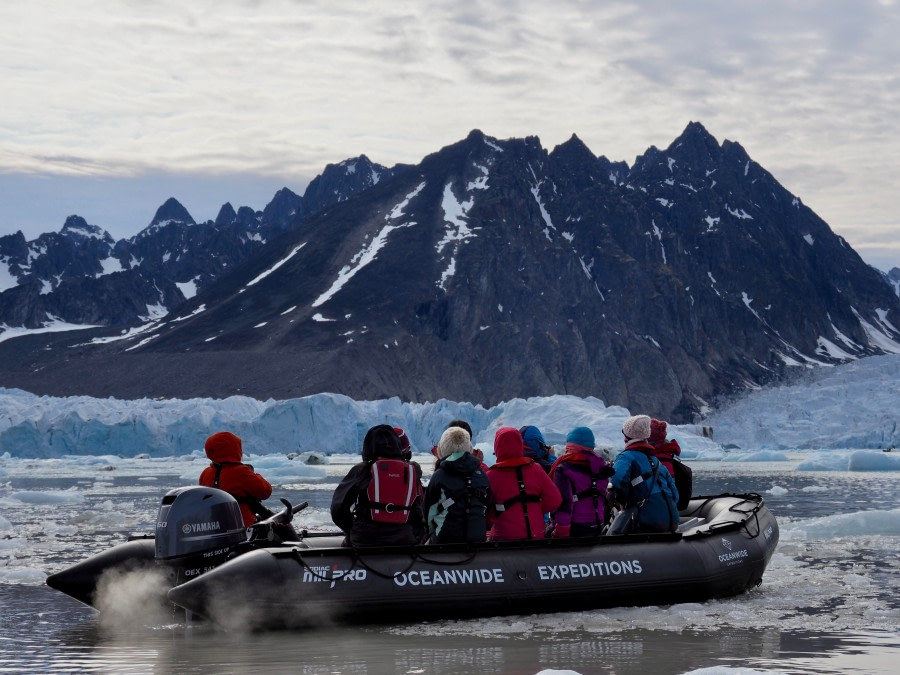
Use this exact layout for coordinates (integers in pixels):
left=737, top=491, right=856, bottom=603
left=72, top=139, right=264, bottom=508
left=155, top=487, right=247, bottom=578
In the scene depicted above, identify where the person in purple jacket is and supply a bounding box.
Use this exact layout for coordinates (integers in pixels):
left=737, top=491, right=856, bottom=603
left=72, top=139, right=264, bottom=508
left=549, top=426, right=615, bottom=538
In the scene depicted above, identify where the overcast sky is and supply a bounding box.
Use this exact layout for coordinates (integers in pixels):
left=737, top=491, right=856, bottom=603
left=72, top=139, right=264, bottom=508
left=1, top=0, right=898, bottom=271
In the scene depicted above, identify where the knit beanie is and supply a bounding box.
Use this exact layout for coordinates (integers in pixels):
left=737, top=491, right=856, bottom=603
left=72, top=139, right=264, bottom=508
left=446, top=419, right=473, bottom=439
left=622, top=415, right=651, bottom=441
left=393, top=427, right=411, bottom=450
left=437, top=427, right=472, bottom=459
left=566, top=426, right=595, bottom=449
left=649, top=419, right=667, bottom=444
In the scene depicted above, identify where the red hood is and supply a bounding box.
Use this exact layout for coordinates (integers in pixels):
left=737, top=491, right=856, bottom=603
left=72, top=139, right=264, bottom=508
left=493, top=426, right=524, bottom=461
left=204, top=431, right=243, bottom=463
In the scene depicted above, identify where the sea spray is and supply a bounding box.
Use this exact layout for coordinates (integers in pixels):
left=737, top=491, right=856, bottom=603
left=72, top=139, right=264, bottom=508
left=94, top=564, right=173, bottom=630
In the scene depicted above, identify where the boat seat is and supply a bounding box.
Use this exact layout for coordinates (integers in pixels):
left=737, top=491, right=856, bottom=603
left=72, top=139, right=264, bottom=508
left=677, top=516, right=706, bottom=532
left=295, top=535, right=346, bottom=549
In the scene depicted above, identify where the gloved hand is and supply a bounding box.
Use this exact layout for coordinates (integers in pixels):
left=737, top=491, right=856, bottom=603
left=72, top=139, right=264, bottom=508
left=552, top=524, right=570, bottom=539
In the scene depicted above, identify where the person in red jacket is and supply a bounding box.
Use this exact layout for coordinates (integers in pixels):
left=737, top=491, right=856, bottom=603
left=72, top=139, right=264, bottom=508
left=199, top=431, right=273, bottom=527
left=486, top=427, right=561, bottom=541
left=648, top=418, right=681, bottom=476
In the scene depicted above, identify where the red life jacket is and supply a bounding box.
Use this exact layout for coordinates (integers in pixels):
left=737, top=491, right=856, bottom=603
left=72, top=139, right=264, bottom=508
left=366, top=459, right=419, bottom=524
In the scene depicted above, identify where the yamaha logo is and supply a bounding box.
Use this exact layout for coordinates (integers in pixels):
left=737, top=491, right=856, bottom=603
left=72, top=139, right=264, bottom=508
left=721, top=538, right=733, bottom=551
left=181, top=521, right=221, bottom=534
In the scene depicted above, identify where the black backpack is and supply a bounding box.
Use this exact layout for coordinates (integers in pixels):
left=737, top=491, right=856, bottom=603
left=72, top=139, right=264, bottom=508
left=670, top=456, right=692, bottom=510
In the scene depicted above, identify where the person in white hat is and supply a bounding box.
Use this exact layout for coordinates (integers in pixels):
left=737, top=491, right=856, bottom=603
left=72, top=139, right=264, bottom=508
left=607, top=415, right=679, bottom=534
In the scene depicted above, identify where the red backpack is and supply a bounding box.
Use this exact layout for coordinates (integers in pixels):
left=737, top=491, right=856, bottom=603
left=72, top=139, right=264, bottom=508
left=366, top=459, right=420, bottom=524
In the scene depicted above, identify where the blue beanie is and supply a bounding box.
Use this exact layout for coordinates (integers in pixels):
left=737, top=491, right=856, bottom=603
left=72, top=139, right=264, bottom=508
left=566, top=426, right=595, bottom=449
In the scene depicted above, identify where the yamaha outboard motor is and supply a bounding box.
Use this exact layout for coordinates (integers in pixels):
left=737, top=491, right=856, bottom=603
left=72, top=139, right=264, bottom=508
left=155, top=486, right=247, bottom=584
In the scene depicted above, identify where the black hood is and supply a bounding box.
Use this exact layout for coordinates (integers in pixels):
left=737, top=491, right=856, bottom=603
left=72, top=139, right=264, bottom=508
left=362, top=424, right=403, bottom=462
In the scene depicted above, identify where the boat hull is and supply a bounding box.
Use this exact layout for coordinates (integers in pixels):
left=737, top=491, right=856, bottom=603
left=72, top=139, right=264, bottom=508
left=167, top=494, right=779, bottom=630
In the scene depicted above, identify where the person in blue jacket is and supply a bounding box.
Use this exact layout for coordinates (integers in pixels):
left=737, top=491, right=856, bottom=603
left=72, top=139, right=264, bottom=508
left=519, top=425, right=557, bottom=473
left=608, top=414, right=679, bottom=534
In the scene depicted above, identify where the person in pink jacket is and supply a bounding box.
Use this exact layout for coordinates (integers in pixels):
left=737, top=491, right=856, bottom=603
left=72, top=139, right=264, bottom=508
left=486, top=427, right=562, bottom=541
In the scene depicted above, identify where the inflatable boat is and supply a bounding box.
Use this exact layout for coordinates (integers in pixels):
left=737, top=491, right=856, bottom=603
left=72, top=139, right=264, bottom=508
left=47, top=486, right=778, bottom=630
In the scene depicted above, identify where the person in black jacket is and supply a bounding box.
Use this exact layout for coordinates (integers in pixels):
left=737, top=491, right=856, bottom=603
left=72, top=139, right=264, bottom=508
left=423, top=426, right=490, bottom=543
left=331, top=425, right=425, bottom=547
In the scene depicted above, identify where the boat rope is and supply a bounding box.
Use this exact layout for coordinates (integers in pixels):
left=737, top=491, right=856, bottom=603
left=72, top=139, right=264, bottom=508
left=681, top=493, right=765, bottom=539
left=291, top=544, right=481, bottom=581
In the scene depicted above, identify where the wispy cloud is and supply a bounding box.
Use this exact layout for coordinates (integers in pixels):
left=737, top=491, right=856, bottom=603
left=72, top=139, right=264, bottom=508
left=0, top=0, right=898, bottom=268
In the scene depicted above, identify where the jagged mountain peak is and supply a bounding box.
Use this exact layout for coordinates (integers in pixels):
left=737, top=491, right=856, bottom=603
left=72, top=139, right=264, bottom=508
left=149, top=197, right=195, bottom=227
left=720, top=138, right=752, bottom=165
left=235, top=206, right=260, bottom=228
left=4, top=124, right=899, bottom=425
left=551, top=133, right=594, bottom=159
left=337, top=154, right=374, bottom=172
left=674, top=120, right=717, bottom=145
left=261, top=188, right=303, bottom=230
left=272, top=186, right=300, bottom=200
left=548, top=133, right=611, bottom=189
left=885, top=267, right=900, bottom=298
left=664, top=121, right=724, bottom=168
left=215, top=202, right=237, bottom=227
left=60, top=215, right=113, bottom=244
left=464, top=128, right=488, bottom=145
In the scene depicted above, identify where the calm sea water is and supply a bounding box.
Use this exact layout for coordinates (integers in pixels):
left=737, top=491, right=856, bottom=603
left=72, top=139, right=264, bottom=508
left=1, top=454, right=898, bottom=674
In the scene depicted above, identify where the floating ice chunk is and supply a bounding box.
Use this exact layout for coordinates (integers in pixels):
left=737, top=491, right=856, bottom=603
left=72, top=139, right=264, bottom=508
left=683, top=668, right=787, bottom=675
left=0, top=536, right=26, bottom=551
left=765, top=485, right=788, bottom=496
left=64, top=508, right=132, bottom=529
left=246, top=454, right=327, bottom=480
left=848, top=450, right=900, bottom=471
left=841, top=573, right=870, bottom=588
left=9, top=488, right=84, bottom=505
left=687, top=449, right=726, bottom=460
left=780, top=508, right=900, bottom=539
left=287, top=451, right=330, bottom=466
left=722, top=451, right=790, bottom=462
left=0, top=566, right=46, bottom=585
left=795, top=453, right=850, bottom=471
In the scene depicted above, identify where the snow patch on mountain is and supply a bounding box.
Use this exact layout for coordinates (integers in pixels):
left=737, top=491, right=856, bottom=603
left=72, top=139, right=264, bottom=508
left=175, top=279, right=198, bottom=300
left=245, top=243, right=307, bottom=289
left=725, top=205, right=753, bottom=220
left=314, top=223, right=414, bottom=307
left=816, top=336, right=856, bottom=360
left=0, top=259, right=16, bottom=292
left=0, top=319, right=100, bottom=345
left=851, top=307, right=900, bottom=354
left=436, top=182, right=480, bottom=290
left=387, top=182, right=426, bottom=220
left=530, top=183, right=556, bottom=241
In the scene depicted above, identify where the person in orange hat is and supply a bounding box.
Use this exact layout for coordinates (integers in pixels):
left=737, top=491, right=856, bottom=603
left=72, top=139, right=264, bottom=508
left=199, top=431, right=273, bottom=527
